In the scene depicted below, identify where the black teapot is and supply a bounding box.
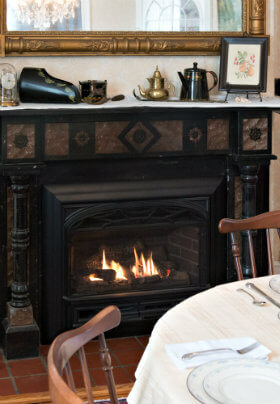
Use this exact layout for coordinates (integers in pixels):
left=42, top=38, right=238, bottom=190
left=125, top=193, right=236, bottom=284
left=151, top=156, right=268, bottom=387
left=178, top=62, right=218, bottom=101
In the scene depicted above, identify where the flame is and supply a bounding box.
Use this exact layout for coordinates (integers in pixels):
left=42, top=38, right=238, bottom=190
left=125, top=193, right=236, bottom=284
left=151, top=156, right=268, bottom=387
left=102, top=250, right=127, bottom=280
left=89, top=248, right=161, bottom=282
left=132, top=248, right=160, bottom=278
left=89, top=274, right=103, bottom=282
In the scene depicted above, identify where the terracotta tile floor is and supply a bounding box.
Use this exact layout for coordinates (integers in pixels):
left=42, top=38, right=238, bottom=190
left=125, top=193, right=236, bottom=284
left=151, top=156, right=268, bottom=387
left=0, top=335, right=149, bottom=396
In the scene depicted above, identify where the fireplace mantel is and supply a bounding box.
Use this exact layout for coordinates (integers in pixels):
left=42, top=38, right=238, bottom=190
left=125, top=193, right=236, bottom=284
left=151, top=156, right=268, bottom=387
left=0, top=101, right=277, bottom=358
left=1, top=96, right=280, bottom=112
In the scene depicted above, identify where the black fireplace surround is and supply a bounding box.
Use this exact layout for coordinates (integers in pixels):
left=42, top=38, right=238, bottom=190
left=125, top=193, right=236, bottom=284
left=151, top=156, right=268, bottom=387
left=0, top=105, right=274, bottom=357
left=42, top=177, right=226, bottom=342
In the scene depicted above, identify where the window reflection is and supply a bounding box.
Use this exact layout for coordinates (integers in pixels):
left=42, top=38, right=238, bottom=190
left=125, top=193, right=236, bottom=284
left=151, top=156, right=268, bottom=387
left=144, top=0, right=200, bottom=31
left=6, top=0, right=242, bottom=32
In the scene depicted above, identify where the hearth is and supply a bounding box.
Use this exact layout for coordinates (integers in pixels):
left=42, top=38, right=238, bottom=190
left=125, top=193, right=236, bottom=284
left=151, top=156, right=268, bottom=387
left=42, top=177, right=225, bottom=343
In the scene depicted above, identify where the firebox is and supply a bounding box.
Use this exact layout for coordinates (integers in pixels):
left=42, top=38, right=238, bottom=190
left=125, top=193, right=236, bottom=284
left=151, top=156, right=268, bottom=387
left=42, top=177, right=226, bottom=343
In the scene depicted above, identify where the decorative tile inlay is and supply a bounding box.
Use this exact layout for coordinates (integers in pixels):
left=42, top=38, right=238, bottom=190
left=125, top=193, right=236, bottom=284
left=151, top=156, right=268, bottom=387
left=74, top=130, right=90, bottom=147
left=95, top=121, right=129, bottom=154
left=6, top=124, right=35, bottom=159
left=243, top=118, right=268, bottom=151
left=184, top=120, right=206, bottom=152
left=207, top=119, right=229, bottom=150
left=119, top=121, right=161, bottom=153
left=148, top=120, right=183, bottom=152
left=133, top=129, right=147, bottom=145
left=96, top=120, right=181, bottom=154
left=69, top=123, right=94, bottom=157
left=188, top=128, right=202, bottom=144
left=45, top=123, right=69, bottom=157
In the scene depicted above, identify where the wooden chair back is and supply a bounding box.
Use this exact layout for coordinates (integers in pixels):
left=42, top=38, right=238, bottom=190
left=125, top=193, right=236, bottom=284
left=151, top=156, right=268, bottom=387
left=218, top=210, right=280, bottom=280
left=47, top=305, right=121, bottom=404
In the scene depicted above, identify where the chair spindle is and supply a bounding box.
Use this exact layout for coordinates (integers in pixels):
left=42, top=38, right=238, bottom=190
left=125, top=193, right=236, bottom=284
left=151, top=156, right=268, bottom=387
left=266, top=229, right=274, bottom=275
left=230, top=232, right=243, bottom=280
left=247, top=230, right=257, bottom=278
left=78, top=347, right=94, bottom=404
left=65, top=361, right=76, bottom=392
left=98, top=333, right=119, bottom=404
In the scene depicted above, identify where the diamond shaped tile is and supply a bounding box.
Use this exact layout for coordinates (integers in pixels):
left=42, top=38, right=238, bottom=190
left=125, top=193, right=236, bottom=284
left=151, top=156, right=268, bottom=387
left=119, top=121, right=161, bottom=153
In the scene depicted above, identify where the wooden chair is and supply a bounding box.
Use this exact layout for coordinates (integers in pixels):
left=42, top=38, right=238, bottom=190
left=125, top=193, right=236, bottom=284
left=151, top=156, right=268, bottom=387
left=218, top=210, right=280, bottom=280
left=47, top=305, right=124, bottom=404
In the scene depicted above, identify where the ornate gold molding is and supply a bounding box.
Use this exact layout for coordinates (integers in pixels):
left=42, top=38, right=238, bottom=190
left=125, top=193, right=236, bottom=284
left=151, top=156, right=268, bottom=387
left=250, top=0, right=266, bottom=34
left=0, top=0, right=267, bottom=56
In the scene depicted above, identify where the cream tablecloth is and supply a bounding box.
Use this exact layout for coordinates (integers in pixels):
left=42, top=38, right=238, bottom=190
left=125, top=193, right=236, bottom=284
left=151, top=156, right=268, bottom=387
left=127, top=276, right=280, bottom=404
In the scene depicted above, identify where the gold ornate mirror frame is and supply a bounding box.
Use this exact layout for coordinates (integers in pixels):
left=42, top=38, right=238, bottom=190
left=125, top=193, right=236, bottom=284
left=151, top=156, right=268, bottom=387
left=0, top=0, right=266, bottom=57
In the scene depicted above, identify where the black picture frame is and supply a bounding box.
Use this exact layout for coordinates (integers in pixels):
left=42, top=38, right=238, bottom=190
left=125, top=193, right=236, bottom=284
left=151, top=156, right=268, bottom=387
left=219, top=37, right=268, bottom=95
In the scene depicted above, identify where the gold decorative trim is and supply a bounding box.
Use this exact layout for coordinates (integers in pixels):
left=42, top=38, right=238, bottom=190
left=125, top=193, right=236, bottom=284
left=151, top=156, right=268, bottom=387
left=250, top=0, right=266, bottom=34
left=0, top=0, right=267, bottom=56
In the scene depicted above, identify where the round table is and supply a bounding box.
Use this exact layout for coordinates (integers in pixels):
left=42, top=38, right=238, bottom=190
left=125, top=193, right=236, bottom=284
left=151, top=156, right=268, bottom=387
left=127, top=276, right=280, bottom=403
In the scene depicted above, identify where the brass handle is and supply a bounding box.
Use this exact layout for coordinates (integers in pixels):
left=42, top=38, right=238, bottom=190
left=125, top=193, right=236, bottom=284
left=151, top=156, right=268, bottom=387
left=166, top=82, right=175, bottom=96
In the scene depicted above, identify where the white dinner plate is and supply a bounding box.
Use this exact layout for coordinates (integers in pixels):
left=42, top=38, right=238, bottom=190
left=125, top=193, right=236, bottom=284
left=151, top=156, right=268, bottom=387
left=269, top=275, right=280, bottom=294
left=187, top=359, right=231, bottom=403
left=187, top=358, right=278, bottom=404
left=203, top=359, right=280, bottom=404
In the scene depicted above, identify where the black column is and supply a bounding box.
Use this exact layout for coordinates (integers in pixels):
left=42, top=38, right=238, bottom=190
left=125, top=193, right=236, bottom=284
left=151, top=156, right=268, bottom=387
left=2, top=175, right=39, bottom=359
left=240, top=164, right=259, bottom=278
left=10, top=176, right=31, bottom=308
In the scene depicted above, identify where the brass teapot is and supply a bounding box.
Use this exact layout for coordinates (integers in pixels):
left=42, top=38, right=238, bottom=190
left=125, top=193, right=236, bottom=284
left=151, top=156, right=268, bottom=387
left=138, top=66, right=174, bottom=100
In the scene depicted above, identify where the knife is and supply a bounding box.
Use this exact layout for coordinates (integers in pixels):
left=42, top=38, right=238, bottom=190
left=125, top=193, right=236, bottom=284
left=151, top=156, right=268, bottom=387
left=246, top=282, right=280, bottom=309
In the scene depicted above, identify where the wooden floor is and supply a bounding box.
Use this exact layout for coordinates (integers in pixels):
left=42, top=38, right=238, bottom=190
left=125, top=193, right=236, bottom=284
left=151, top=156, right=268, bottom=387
left=0, top=336, right=148, bottom=402
left=0, top=383, right=133, bottom=403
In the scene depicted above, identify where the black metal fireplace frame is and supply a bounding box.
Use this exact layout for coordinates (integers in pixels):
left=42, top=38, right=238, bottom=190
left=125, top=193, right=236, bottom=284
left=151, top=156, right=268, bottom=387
left=42, top=176, right=227, bottom=342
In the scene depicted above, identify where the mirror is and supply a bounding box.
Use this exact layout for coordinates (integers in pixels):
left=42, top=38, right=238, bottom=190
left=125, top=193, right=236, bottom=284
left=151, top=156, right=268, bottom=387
left=6, top=0, right=243, bottom=32
left=0, top=0, right=267, bottom=56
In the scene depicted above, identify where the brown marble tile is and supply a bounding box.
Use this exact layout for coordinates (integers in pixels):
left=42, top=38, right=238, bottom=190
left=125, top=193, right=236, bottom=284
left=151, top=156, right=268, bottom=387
left=207, top=119, right=229, bottom=150
left=243, top=118, right=268, bottom=151
left=95, top=121, right=129, bottom=154
left=149, top=120, right=183, bottom=152
left=6, top=124, right=35, bottom=160
left=45, top=123, right=69, bottom=157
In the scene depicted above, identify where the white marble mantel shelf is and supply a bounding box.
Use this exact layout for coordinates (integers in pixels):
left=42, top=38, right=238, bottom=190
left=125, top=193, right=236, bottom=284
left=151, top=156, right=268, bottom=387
left=1, top=95, right=280, bottom=111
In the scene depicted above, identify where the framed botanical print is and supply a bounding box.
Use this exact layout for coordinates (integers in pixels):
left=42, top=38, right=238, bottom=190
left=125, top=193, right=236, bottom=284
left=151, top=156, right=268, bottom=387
left=219, top=37, right=268, bottom=94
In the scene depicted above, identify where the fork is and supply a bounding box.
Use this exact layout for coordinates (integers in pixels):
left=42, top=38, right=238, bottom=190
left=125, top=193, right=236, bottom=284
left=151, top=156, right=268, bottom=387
left=181, top=341, right=260, bottom=360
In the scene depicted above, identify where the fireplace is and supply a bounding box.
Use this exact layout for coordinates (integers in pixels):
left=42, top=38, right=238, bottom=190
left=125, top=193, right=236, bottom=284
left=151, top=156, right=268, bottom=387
left=70, top=204, right=202, bottom=295
left=0, top=105, right=272, bottom=358
left=42, top=177, right=226, bottom=343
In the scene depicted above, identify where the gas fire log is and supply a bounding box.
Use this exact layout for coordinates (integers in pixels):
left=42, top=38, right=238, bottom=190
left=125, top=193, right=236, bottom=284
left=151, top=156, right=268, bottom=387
left=88, top=269, right=116, bottom=282
left=133, top=274, right=161, bottom=284
left=155, top=260, right=177, bottom=278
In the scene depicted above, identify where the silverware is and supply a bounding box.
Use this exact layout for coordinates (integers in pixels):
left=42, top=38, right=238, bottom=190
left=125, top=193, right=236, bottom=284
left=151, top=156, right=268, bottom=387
left=237, top=288, right=267, bottom=306
left=246, top=282, right=280, bottom=308
left=181, top=341, right=260, bottom=360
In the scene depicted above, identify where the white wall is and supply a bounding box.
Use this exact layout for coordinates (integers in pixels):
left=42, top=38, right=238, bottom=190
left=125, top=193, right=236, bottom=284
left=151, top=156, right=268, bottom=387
left=0, top=54, right=221, bottom=98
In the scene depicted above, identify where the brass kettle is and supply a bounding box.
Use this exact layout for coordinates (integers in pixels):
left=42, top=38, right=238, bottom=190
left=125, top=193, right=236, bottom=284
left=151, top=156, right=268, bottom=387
left=138, top=66, right=174, bottom=100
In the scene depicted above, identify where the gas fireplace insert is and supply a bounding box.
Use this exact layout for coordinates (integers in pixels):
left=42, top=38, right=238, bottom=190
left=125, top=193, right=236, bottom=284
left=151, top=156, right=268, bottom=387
left=42, top=177, right=226, bottom=342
